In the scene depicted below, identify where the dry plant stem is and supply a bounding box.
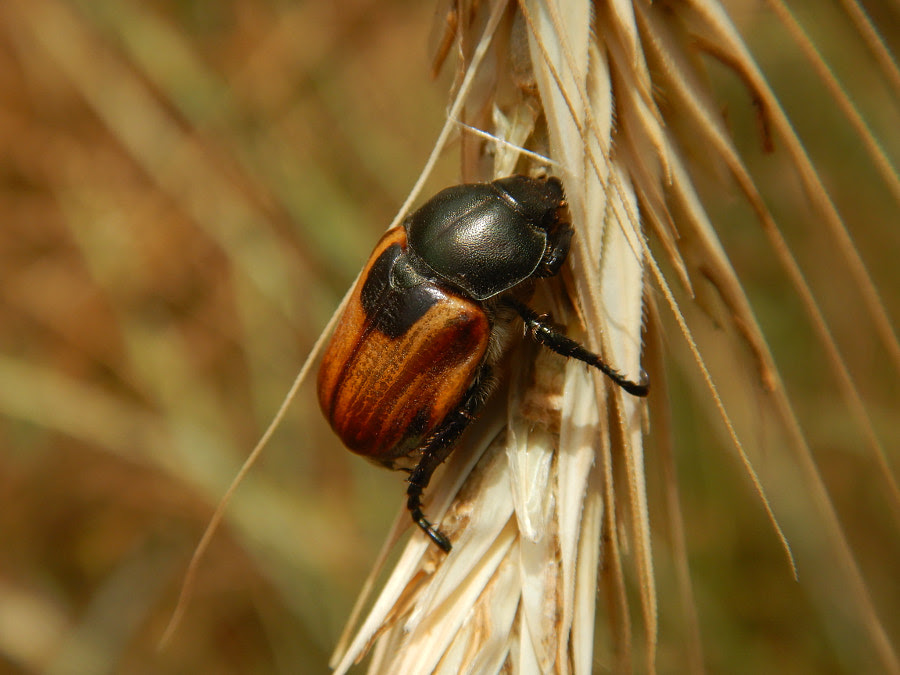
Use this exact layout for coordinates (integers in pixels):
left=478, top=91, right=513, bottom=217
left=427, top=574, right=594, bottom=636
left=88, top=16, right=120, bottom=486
left=641, top=4, right=900, bottom=670
left=836, top=0, right=900, bottom=93
left=646, top=299, right=706, bottom=675
left=598, top=415, right=633, bottom=674
left=525, top=6, right=796, bottom=667
left=521, top=4, right=657, bottom=661
left=599, top=0, right=801, bottom=616
left=765, top=0, right=900, bottom=238
left=385, top=0, right=510, bottom=233
left=647, top=0, right=900, bottom=538
left=159, top=308, right=343, bottom=647
left=330, top=508, right=410, bottom=665
left=647, top=69, right=900, bottom=675
left=688, top=1, right=900, bottom=380
left=655, top=9, right=900, bottom=520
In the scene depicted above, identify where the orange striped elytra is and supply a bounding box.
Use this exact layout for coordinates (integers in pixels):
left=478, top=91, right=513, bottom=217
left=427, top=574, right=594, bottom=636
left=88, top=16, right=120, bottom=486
left=317, top=227, right=490, bottom=465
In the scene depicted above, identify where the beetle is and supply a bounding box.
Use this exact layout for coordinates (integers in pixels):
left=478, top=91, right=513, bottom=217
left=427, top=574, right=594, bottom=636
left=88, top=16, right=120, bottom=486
left=317, top=175, right=648, bottom=552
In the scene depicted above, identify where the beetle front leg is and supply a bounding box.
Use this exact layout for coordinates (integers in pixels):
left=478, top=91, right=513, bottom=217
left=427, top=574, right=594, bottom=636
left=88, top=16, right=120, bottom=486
left=534, top=225, right=573, bottom=278
left=506, top=298, right=649, bottom=397
left=406, top=367, right=495, bottom=553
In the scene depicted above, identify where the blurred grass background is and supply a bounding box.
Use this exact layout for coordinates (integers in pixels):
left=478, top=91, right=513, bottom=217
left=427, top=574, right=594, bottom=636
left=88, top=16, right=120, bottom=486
left=0, top=0, right=897, bottom=673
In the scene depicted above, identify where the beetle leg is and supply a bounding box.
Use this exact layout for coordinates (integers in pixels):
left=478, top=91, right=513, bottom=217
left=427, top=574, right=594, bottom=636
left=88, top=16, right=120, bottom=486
left=534, top=225, right=573, bottom=278
left=406, top=367, right=495, bottom=553
left=505, top=298, right=650, bottom=397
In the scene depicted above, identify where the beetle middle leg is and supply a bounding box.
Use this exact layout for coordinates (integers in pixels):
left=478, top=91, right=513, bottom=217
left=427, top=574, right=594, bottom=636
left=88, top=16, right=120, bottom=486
left=406, top=367, right=496, bottom=552
left=505, top=298, right=650, bottom=396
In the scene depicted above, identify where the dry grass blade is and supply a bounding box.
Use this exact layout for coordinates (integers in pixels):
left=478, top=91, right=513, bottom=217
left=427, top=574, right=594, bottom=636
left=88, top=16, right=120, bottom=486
left=837, top=0, right=900, bottom=96
left=763, top=0, right=900, bottom=209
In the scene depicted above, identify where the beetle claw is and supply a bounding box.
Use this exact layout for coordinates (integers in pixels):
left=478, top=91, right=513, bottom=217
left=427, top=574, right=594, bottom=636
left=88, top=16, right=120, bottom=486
left=419, top=518, right=452, bottom=553
left=409, top=504, right=452, bottom=553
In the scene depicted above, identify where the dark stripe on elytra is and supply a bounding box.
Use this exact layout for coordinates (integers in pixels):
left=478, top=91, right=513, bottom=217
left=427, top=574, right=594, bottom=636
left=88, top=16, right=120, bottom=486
left=370, top=312, right=481, bottom=450
left=360, top=243, right=443, bottom=338
left=329, top=242, right=444, bottom=450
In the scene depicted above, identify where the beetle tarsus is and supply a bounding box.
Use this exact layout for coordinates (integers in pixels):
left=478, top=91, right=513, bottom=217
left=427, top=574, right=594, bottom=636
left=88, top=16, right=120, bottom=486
left=408, top=474, right=453, bottom=552
left=423, top=521, right=452, bottom=553
left=507, top=298, right=650, bottom=397
left=410, top=505, right=452, bottom=552
left=402, top=371, right=495, bottom=553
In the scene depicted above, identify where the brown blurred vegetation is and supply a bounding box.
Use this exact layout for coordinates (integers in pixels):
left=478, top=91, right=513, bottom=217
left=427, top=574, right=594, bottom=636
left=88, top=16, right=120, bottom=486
left=0, top=0, right=453, bottom=671
left=0, top=0, right=898, bottom=673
